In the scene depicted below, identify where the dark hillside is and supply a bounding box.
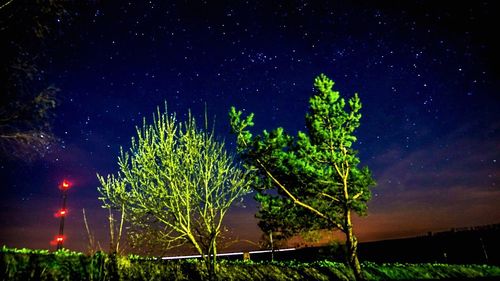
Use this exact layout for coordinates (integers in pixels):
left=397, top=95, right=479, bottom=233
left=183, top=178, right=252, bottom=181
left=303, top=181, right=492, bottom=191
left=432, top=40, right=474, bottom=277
left=243, top=224, right=500, bottom=265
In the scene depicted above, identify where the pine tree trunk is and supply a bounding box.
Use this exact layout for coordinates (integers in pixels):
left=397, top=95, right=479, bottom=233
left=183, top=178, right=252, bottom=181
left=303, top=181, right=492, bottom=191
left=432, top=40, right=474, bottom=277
left=345, top=209, right=364, bottom=281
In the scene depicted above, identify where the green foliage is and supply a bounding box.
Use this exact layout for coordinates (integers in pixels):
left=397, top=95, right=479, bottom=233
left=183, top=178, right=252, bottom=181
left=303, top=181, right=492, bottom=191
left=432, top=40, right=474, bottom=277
left=361, top=262, right=500, bottom=281
left=2, top=247, right=499, bottom=281
left=229, top=74, right=376, bottom=280
left=1, top=247, right=88, bottom=281
left=301, top=230, right=324, bottom=243
left=229, top=74, right=375, bottom=235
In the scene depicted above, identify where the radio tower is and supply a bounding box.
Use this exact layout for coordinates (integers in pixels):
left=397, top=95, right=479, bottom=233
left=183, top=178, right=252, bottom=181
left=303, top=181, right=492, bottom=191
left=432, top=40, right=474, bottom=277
left=53, top=179, right=72, bottom=250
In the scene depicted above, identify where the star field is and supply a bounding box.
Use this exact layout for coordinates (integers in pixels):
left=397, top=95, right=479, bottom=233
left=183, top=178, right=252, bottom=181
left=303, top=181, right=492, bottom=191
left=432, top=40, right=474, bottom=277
left=1, top=1, right=498, bottom=252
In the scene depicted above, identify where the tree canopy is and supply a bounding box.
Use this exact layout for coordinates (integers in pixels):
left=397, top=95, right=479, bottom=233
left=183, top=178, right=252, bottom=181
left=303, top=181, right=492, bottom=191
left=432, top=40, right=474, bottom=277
left=229, top=74, right=375, bottom=280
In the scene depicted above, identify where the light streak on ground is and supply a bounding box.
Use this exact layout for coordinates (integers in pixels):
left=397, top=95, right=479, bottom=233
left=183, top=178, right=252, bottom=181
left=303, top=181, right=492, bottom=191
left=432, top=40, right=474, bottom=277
left=161, top=248, right=297, bottom=260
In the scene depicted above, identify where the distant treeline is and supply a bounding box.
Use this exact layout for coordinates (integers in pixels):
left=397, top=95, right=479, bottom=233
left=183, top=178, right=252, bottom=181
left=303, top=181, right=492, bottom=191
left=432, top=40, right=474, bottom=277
left=240, top=223, right=500, bottom=265
left=427, top=223, right=500, bottom=236
left=358, top=224, right=499, bottom=265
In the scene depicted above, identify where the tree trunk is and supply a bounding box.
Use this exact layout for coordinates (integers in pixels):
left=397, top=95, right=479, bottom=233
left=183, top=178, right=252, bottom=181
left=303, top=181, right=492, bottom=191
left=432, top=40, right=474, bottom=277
left=210, top=237, right=217, bottom=281
left=345, top=209, right=364, bottom=281
left=204, top=235, right=218, bottom=281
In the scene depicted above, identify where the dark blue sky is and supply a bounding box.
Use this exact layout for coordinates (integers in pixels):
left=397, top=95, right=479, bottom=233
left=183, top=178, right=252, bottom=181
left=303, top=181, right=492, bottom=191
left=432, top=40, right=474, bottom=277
left=1, top=1, right=498, bottom=253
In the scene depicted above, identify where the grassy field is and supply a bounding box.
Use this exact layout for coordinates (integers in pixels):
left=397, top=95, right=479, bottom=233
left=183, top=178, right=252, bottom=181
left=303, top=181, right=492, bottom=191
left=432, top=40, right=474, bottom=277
left=1, top=246, right=500, bottom=280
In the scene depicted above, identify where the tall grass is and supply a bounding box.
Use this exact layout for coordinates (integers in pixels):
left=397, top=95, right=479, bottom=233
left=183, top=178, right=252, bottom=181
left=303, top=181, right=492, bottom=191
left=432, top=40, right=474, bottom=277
left=1, top=246, right=499, bottom=280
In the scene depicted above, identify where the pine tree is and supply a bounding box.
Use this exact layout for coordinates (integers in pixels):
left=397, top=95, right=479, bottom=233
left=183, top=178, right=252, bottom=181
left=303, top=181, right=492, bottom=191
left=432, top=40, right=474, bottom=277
left=229, top=74, right=375, bottom=280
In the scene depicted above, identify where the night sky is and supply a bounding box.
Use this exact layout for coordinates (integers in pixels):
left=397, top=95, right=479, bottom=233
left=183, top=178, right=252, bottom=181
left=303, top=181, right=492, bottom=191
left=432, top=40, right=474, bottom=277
left=1, top=1, right=499, bottom=254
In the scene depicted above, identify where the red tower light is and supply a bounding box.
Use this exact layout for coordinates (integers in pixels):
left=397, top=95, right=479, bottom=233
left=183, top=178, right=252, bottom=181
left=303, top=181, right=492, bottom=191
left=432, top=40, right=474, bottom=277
left=51, top=235, right=65, bottom=246
left=60, top=179, right=71, bottom=191
left=54, top=208, right=68, bottom=218
left=54, top=178, right=72, bottom=250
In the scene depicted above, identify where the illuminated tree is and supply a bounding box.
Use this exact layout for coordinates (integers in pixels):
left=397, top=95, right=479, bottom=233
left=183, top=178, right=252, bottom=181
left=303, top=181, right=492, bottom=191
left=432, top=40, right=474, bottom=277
left=229, top=74, right=375, bottom=281
left=98, top=106, right=251, bottom=279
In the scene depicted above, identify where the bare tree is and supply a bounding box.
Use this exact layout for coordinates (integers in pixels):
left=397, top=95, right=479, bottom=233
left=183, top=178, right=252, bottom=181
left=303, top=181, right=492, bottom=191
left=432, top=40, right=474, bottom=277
left=98, top=106, right=251, bottom=279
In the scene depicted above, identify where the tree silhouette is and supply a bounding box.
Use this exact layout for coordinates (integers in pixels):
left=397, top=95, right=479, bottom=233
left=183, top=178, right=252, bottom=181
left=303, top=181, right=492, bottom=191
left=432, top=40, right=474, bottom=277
left=0, top=0, right=69, bottom=161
